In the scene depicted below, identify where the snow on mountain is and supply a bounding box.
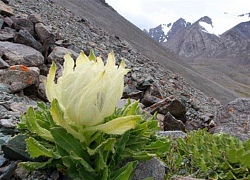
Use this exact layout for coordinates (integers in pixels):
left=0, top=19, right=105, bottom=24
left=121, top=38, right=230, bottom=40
left=211, top=12, right=250, bottom=35
left=199, top=21, right=218, bottom=36
left=161, top=23, right=172, bottom=35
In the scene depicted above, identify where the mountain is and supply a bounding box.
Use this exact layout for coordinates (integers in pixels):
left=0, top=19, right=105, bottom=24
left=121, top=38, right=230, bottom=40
left=50, top=0, right=238, bottom=104
left=163, top=16, right=222, bottom=59
left=146, top=18, right=191, bottom=43
left=147, top=15, right=250, bottom=97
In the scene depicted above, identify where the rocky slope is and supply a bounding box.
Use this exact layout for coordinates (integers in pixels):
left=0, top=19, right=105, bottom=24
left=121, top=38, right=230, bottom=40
left=49, top=0, right=239, bottom=105
left=0, top=0, right=248, bottom=179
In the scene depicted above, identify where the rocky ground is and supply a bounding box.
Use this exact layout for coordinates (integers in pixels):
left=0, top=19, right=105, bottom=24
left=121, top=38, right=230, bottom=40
left=0, top=0, right=249, bottom=179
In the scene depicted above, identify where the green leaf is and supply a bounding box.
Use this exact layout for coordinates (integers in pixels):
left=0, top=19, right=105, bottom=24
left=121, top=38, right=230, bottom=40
left=87, top=138, right=116, bottom=156
left=69, top=151, right=95, bottom=172
left=227, top=148, right=243, bottom=164
left=144, top=140, right=171, bottom=152
left=240, top=151, right=250, bottom=167
left=123, top=149, right=154, bottom=160
left=200, top=158, right=207, bottom=172
left=111, top=161, right=137, bottom=180
left=208, top=171, right=218, bottom=180
left=25, top=107, right=54, bottom=142
left=19, top=158, right=53, bottom=171
left=51, top=127, right=87, bottom=159
left=26, top=137, right=54, bottom=158
left=224, top=171, right=237, bottom=180
left=122, top=101, right=139, bottom=116
left=88, top=49, right=96, bottom=61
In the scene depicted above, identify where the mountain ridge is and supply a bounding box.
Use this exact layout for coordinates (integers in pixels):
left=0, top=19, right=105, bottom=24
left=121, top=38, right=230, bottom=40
left=50, top=0, right=238, bottom=104
left=146, top=15, right=250, bottom=97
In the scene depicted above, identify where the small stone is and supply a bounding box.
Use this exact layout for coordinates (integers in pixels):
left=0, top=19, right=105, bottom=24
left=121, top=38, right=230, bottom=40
left=14, top=166, right=30, bottom=180
left=4, top=16, right=13, bottom=27
left=2, top=134, right=32, bottom=161
left=0, top=18, right=4, bottom=29
left=0, top=119, right=15, bottom=128
left=28, top=14, right=43, bottom=23
left=163, top=112, right=186, bottom=132
left=35, top=22, right=55, bottom=44
left=0, top=27, right=16, bottom=41
left=0, top=1, right=14, bottom=16
left=0, top=154, right=6, bottom=167
left=38, top=75, right=47, bottom=100
left=156, top=131, right=187, bottom=139
left=0, top=65, right=40, bottom=93
left=141, top=95, right=161, bottom=107
left=47, top=46, right=78, bottom=64
left=0, top=161, right=18, bottom=180
left=14, top=28, right=42, bottom=52
left=133, top=157, right=165, bottom=180
left=0, top=57, right=9, bottom=69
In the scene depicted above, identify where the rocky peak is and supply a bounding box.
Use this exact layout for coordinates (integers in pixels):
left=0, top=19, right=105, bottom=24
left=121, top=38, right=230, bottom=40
left=198, top=16, right=213, bottom=25
left=223, top=21, right=250, bottom=39
left=166, top=18, right=191, bottom=41
left=146, top=18, right=191, bottom=42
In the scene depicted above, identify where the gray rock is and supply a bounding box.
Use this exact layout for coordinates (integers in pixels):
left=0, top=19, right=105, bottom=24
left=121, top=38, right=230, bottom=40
left=141, top=95, right=161, bottom=107
left=12, top=15, right=34, bottom=35
left=214, top=98, right=250, bottom=141
left=0, top=1, right=14, bottom=16
left=156, top=131, right=187, bottom=139
left=0, top=57, right=9, bottom=69
left=0, top=119, right=15, bottom=128
left=14, top=28, right=42, bottom=52
left=163, top=112, right=186, bottom=131
left=4, top=16, right=13, bottom=27
left=0, top=154, right=7, bottom=167
left=0, top=27, right=16, bottom=41
left=28, top=14, right=43, bottom=23
left=123, top=84, right=143, bottom=100
left=0, top=65, right=39, bottom=93
left=0, top=18, right=4, bottom=29
left=137, top=76, right=154, bottom=91
left=0, top=41, right=44, bottom=67
left=14, top=166, right=30, bottom=180
left=0, top=161, right=18, bottom=180
left=35, top=22, right=55, bottom=44
left=38, top=75, right=47, bottom=100
left=2, top=134, right=31, bottom=161
left=133, top=157, right=165, bottom=180
left=148, top=98, right=187, bottom=122
left=47, top=46, right=78, bottom=64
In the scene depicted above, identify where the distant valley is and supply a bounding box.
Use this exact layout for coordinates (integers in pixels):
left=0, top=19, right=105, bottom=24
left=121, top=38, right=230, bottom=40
left=144, top=14, right=250, bottom=97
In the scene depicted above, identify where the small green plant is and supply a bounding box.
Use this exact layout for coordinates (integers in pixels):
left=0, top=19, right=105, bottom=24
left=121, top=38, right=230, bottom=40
left=163, top=129, right=250, bottom=179
left=17, top=50, right=170, bottom=180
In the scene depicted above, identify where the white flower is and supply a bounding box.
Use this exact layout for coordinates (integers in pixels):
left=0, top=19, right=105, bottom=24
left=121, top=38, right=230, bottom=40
left=45, top=51, right=130, bottom=127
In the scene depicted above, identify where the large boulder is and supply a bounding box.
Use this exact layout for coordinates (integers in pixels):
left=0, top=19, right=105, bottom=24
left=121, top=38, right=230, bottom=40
left=214, top=98, right=250, bottom=141
left=0, top=41, right=44, bottom=67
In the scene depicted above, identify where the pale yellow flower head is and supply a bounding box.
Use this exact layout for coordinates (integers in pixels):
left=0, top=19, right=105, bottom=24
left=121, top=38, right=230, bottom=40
left=45, top=51, right=130, bottom=126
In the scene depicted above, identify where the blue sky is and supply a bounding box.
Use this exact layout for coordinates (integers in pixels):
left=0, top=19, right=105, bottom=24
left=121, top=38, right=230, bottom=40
left=106, top=0, right=250, bottom=35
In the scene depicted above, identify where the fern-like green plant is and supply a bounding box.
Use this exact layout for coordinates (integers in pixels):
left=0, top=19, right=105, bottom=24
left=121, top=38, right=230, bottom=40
left=162, top=129, right=250, bottom=179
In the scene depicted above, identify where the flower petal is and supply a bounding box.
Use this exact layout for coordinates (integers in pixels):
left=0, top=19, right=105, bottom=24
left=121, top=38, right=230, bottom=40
left=85, top=115, right=141, bottom=134
left=44, top=61, right=57, bottom=102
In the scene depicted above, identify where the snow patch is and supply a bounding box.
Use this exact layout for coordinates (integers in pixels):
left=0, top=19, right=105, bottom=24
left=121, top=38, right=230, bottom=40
left=199, top=21, right=218, bottom=36
left=161, top=23, right=172, bottom=35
